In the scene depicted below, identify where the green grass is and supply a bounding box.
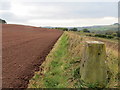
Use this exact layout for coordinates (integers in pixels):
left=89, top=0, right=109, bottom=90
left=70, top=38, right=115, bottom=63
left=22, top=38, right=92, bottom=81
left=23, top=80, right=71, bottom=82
left=28, top=31, right=118, bottom=88
left=28, top=32, right=84, bottom=88
left=87, top=24, right=118, bottom=32
left=75, top=31, right=118, bottom=43
left=42, top=33, right=69, bottom=88
left=28, top=33, right=70, bottom=88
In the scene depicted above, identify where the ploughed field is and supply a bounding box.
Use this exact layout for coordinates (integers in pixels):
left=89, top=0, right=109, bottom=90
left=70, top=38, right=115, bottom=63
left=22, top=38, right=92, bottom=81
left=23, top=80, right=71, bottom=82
left=2, top=24, right=63, bottom=88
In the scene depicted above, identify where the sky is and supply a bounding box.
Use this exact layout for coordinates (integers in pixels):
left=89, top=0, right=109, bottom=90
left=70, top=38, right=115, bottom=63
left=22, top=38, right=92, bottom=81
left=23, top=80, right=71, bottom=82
left=0, top=0, right=119, bottom=27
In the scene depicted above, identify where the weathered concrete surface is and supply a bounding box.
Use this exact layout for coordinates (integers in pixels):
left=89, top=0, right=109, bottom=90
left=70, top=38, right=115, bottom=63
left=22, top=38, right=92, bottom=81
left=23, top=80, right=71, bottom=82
left=80, top=41, right=107, bottom=86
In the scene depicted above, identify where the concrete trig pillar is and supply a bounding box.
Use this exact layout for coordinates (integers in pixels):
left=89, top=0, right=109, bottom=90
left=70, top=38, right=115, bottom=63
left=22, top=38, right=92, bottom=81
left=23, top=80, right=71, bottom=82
left=80, top=41, right=107, bottom=86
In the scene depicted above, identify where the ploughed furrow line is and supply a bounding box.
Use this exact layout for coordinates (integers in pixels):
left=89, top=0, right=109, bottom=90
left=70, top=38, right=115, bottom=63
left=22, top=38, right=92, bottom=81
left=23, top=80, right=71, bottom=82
left=2, top=24, right=63, bottom=88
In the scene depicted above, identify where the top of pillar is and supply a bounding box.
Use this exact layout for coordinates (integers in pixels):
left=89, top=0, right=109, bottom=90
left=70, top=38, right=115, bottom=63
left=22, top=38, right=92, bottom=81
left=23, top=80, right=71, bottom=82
left=86, top=41, right=104, bottom=44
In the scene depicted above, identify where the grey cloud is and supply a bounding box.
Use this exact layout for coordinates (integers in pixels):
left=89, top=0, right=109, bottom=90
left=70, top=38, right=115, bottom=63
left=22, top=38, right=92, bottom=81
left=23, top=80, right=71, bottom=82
left=22, top=2, right=117, bottom=19
left=0, top=1, right=117, bottom=25
left=54, top=2, right=117, bottom=18
left=0, top=1, right=11, bottom=10
left=0, top=12, right=28, bottom=23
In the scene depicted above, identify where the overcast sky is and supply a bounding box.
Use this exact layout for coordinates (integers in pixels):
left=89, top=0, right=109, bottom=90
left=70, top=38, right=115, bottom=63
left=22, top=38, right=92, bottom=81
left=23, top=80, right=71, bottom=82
left=0, top=0, right=118, bottom=27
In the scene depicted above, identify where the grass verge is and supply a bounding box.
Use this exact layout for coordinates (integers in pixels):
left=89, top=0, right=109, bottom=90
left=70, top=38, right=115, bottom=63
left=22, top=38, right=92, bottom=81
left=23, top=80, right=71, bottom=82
left=28, top=31, right=118, bottom=88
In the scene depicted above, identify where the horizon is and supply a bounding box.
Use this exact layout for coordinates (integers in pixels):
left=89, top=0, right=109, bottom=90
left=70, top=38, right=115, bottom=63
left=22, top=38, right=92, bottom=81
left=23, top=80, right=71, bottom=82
left=1, top=22, right=117, bottom=28
left=41, top=22, right=117, bottom=28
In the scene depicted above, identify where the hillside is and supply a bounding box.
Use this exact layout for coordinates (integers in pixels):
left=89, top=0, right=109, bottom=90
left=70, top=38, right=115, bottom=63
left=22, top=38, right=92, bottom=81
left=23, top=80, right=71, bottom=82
left=78, top=23, right=118, bottom=32
left=28, top=31, right=118, bottom=88
left=42, top=23, right=118, bottom=34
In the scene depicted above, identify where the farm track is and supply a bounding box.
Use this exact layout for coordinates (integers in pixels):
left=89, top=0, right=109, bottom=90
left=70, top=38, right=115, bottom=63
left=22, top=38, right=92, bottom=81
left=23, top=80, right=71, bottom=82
left=2, top=24, right=63, bottom=88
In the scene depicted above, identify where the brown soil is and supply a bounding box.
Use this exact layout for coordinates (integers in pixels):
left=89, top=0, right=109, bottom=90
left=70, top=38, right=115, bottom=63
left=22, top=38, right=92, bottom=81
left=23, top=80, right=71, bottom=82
left=2, top=24, right=63, bottom=88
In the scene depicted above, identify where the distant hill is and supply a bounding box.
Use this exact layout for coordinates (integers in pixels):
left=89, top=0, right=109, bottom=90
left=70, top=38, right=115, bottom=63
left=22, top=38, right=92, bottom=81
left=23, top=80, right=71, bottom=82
left=42, top=23, right=118, bottom=33
left=0, top=19, right=7, bottom=24
left=78, top=23, right=118, bottom=32
left=42, top=26, right=53, bottom=29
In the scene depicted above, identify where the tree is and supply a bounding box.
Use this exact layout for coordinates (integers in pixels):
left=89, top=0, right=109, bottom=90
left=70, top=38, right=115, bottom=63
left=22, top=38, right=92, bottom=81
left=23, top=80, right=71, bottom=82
left=2, top=20, right=7, bottom=24
left=116, top=31, right=120, bottom=37
left=94, top=34, right=107, bottom=38
left=63, top=28, right=68, bottom=31
left=83, top=29, right=90, bottom=33
left=70, top=28, right=78, bottom=31
left=107, top=35, right=114, bottom=39
left=55, top=27, right=68, bottom=31
left=0, top=19, right=7, bottom=24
